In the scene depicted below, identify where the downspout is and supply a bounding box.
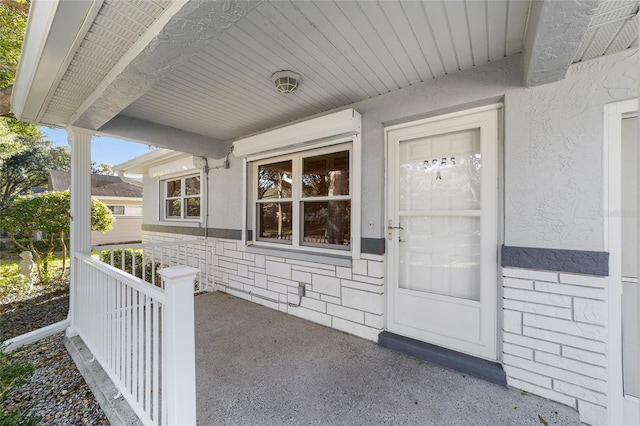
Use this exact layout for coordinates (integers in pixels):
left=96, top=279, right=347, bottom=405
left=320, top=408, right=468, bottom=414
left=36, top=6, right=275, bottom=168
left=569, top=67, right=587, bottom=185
left=200, top=157, right=210, bottom=239
left=201, top=146, right=234, bottom=239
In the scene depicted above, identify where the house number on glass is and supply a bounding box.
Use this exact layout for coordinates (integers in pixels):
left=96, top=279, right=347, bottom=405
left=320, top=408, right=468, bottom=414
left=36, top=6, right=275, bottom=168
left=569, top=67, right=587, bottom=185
left=423, top=157, right=456, bottom=169
left=424, top=157, right=456, bottom=180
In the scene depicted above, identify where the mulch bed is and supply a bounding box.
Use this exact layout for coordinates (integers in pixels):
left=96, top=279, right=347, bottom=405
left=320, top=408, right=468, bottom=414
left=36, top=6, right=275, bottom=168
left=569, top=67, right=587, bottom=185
left=1, top=277, right=109, bottom=425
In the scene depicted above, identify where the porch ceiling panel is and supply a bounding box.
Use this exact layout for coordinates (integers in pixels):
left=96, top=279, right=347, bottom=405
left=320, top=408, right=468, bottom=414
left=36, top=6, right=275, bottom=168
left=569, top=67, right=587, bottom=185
left=121, top=0, right=531, bottom=141
left=572, top=0, right=639, bottom=63
left=39, top=0, right=172, bottom=126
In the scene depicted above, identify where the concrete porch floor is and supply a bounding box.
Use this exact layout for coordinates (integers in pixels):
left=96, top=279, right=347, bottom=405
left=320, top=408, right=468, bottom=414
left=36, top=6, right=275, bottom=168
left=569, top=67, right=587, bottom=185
left=195, top=292, right=580, bottom=425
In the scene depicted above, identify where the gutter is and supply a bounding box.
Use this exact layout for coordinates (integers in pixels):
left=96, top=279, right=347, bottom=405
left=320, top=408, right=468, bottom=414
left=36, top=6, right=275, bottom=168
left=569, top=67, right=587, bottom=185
left=117, top=171, right=143, bottom=187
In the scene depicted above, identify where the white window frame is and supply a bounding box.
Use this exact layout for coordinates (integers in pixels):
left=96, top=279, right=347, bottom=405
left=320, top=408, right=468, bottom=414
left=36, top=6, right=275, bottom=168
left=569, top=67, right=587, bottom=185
left=159, top=172, right=203, bottom=222
left=107, top=205, right=125, bottom=216
left=246, top=135, right=361, bottom=259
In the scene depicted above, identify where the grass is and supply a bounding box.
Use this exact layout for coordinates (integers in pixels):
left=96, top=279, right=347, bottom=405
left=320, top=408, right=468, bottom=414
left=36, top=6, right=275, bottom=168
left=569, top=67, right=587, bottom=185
left=0, top=255, right=67, bottom=304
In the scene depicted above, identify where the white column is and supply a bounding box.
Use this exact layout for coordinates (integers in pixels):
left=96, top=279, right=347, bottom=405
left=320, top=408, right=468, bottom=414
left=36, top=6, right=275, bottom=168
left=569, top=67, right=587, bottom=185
left=66, top=128, right=93, bottom=337
left=158, top=265, right=198, bottom=425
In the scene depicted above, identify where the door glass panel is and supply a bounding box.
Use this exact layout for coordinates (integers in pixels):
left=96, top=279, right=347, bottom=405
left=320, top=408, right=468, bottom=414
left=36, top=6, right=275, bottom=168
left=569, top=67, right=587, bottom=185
left=399, top=129, right=481, bottom=211
left=622, top=280, right=639, bottom=398
left=398, top=216, right=480, bottom=301
left=621, top=117, right=637, bottom=279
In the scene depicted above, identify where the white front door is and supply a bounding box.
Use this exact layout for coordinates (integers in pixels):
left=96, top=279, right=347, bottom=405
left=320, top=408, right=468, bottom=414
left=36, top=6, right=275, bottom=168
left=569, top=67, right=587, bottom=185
left=621, top=115, right=638, bottom=425
left=386, top=107, right=499, bottom=360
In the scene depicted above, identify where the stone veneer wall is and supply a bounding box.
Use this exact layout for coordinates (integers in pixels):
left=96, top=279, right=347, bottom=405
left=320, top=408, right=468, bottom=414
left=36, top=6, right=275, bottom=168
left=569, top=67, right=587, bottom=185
left=501, top=267, right=608, bottom=425
left=144, top=231, right=613, bottom=425
left=143, top=231, right=385, bottom=341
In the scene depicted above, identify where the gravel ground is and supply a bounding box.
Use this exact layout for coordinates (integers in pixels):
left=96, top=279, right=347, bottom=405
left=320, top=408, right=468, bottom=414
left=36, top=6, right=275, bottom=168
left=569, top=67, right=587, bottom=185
left=1, top=280, right=109, bottom=425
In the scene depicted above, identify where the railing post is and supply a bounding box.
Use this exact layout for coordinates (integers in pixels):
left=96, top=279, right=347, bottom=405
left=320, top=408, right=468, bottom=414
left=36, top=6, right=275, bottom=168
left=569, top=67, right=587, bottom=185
left=158, top=265, right=198, bottom=425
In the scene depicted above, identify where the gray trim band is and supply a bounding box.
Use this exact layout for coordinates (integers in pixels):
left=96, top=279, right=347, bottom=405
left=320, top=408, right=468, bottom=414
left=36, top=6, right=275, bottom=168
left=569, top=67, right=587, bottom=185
left=142, top=224, right=242, bottom=240
left=361, top=238, right=385, bottom=255
left=501, top=245, right=609, bottom=276
left=144, top=224, right=386, bottom=256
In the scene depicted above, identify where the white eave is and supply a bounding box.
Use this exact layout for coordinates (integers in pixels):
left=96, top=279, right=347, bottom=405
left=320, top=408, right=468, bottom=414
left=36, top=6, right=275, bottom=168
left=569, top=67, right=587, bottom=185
left=12, top=0, right=102, bottom=124
left=114, top=148, right=187, bottom=175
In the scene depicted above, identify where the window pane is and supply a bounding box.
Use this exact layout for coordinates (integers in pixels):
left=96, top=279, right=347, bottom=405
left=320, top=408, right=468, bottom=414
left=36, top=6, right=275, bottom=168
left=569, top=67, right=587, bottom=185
left=302, top=151, right=349, bottom=197
left=258, top=202, right=292, bottom=242
left=302, top=200, right=350, bottom=247
left=108, top=205, right=125, bottom=215
left=185, top=197, right=200, bottom=218
left=185, top=176, right=200, bottom=196
left=166, top=179, right=181, bottom=197
left=258, top=161, right=292, bottom=199
left=166, top=200, right=181, bottom=218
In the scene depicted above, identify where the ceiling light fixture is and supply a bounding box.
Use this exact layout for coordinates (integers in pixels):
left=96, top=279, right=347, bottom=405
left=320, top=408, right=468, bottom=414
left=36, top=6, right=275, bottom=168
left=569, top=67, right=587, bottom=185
left=271, top=70, right=300, bottom=95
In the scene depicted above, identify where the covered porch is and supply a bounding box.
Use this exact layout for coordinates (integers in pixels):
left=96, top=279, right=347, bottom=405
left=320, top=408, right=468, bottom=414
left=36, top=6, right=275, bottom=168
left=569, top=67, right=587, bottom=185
left=68, top=290, right=579, bottom=425
left=8, top=0, right=639, bottom=424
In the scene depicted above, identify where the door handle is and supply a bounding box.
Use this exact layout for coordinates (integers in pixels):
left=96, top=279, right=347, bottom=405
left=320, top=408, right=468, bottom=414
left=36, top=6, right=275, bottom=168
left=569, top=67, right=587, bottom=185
left=387, top=220, right=402, bottom=240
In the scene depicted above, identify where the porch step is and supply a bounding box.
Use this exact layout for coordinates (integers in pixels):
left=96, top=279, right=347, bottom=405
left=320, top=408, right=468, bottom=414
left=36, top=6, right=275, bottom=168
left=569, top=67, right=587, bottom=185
left=378, top=331, right=507, bottom=387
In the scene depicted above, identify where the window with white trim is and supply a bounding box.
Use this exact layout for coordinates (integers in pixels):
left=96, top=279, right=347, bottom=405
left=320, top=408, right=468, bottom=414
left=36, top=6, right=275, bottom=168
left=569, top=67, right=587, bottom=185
left=107, top=205, right=125, bottom=215
left=160, top=174, right=201, bottom=221
left=253, top=144, right=351, bottom=251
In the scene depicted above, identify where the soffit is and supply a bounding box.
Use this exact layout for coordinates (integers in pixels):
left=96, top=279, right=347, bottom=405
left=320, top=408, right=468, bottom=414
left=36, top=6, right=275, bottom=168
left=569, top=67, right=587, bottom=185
left=573, top=0, right=639, bottom=63
left=39, top=0, right=172, bottom=126
left=121, top=0, right=531, bottom=141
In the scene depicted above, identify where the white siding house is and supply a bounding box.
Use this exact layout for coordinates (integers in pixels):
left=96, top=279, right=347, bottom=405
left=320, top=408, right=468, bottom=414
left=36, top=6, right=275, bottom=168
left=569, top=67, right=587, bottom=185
left=10, top=1, right=639, bottom=424
left=48, top=170, right=143, bottom=245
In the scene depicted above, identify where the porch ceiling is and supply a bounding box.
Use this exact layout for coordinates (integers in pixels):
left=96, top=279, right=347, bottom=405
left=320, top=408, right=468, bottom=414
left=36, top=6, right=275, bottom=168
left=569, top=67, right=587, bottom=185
left=12, top=0, right=639, bottom=152
left=120, top=0, right=531, bottom=141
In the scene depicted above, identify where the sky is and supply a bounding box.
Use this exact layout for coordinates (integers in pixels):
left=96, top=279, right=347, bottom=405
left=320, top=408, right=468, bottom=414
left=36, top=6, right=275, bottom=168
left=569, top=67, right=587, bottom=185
left=41, top=127, right=152, bottom=166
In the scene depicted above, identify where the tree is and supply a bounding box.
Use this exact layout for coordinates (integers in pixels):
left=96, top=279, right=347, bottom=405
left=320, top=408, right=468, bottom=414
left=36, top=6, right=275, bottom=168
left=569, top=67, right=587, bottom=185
left=91, top=162, right=116, bottom=176
left=0, top=118, right=70, bottom=203
left=0, top=0, right=29, bottom=116
left=0, top=190, right=113, bottom=283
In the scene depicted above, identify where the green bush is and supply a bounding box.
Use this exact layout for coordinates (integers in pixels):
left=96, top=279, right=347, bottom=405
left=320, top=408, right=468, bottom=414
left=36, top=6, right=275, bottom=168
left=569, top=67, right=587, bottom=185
left=99, top=248, right=161, bottom=286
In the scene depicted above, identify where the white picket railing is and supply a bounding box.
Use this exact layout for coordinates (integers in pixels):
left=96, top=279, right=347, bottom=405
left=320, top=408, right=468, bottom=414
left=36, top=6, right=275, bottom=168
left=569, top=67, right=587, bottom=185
left=93, top=239, right=214, bottom=292
left=72, top=253, right=197, bottom=425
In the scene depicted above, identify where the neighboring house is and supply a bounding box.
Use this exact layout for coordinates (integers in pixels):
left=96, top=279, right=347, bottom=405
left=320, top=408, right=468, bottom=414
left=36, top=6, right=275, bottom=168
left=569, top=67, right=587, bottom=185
left=48, top=170, right=143, bottom=245
left=10, top=1, right=639, bottom=425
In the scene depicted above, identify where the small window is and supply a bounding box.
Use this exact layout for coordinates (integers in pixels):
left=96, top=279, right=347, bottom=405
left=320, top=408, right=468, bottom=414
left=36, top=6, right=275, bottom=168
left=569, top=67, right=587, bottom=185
left=107, top=205, right=125, bottom=215
left=253, top=145, right=351, bottom=251
left=161, top=174, right=201, bottom=221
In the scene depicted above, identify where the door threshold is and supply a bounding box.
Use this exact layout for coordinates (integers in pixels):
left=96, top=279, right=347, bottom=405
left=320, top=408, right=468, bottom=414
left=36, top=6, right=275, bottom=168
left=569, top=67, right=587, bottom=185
left=378, top=331, right=507, bottom=387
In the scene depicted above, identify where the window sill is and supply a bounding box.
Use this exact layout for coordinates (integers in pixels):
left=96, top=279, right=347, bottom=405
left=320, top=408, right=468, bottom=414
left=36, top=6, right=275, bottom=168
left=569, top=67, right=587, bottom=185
left=246, top=245, right=352, bottom=267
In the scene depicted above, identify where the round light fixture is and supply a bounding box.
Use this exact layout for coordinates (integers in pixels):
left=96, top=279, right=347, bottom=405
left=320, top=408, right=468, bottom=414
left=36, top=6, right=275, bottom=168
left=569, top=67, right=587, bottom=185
left=271, top=70, right=300, bottom=95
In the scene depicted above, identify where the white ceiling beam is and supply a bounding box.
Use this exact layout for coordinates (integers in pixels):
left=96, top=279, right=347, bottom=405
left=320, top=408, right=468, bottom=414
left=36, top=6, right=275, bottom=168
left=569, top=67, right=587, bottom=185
left=523, top=0, right=601, bottom=87
left=71, top=0, right=262, bottom=131
left=98, top=115, right=228, bottom=159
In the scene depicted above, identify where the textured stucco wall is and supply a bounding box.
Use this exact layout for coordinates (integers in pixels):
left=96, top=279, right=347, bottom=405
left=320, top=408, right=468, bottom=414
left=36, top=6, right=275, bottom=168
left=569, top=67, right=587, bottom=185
left=142, top=50, right=638, bottom=251
left=504, top=50, right=637, bottom=250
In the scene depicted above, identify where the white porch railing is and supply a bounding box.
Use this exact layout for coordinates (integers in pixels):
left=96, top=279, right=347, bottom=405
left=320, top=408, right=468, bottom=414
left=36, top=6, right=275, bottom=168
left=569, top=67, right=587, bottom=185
left=93, top=239, right=214, bottom=292
left=72, top=253, right=197, bottom=425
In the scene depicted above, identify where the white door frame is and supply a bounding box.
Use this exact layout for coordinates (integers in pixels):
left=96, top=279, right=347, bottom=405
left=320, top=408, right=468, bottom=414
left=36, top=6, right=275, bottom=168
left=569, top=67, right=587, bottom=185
left=604, top=98, right=638, bottom=426
left=384, top=104, right=502, bottom=361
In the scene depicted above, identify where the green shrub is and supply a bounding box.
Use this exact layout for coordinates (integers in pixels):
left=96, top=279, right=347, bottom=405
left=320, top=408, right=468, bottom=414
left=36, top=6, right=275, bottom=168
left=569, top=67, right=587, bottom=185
left=99, top=249, right=161, bottom=286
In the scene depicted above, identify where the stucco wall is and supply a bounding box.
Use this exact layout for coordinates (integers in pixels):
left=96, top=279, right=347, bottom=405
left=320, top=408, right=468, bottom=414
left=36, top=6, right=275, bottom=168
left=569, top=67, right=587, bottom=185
left=142, top=50, right=638, bottom=252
